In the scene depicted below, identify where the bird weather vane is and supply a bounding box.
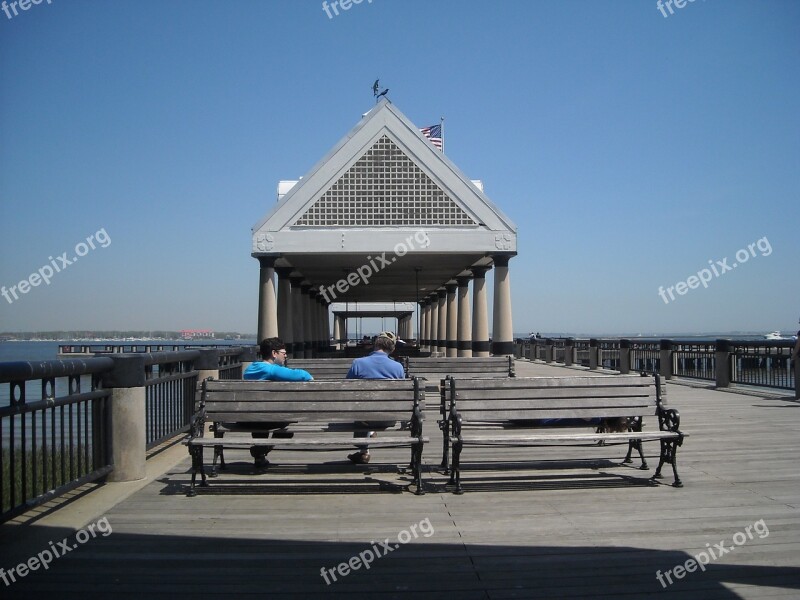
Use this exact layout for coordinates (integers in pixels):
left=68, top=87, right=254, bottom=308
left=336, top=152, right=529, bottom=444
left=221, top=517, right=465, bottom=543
left=373, top=79, right=389, bottom=102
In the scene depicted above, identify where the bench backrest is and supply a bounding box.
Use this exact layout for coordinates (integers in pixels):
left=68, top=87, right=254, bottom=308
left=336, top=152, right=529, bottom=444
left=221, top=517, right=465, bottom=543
left=202, top=378, right=424, bottom=423
left=405, top=356, right=514, bottom=380
left=445, top=375, right=664, bottom=422
left=283, top=358, right=355, bottom=380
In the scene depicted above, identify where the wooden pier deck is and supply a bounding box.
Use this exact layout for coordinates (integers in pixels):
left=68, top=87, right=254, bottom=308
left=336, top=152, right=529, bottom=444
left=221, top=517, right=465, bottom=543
left=2, top=361, right=799, bottom=598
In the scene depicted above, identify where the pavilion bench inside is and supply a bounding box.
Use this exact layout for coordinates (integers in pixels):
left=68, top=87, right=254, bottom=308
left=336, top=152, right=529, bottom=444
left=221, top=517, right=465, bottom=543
left=184, top=377, right=427, bottom=495
left=441, top=373, right=686, bottom=494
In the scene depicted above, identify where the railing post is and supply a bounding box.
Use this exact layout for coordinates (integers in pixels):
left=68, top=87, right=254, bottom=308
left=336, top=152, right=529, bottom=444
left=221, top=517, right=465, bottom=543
left=196, top=348, right=220, bottom=382
left=102, top=355, right=147, bottom=482
left=545, top=338, right=554, bottom=363
left=589, top=338, right=599, bottom=370
left=659, top=339, right=673, bottom=380
left=240, top=346, right=258, bottom=377
left=715, top=339, right=732, bottom=388
left=619, top=339, right=631, bottom=374
left=564, top=338, right=574, bottom=366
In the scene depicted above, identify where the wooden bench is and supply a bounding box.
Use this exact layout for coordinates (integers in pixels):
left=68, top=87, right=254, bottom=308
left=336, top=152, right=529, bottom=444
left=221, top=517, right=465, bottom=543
left=404, top=356, right=515, bottom=382
left=184, top=378, right=427, bottom=495
left=283, top=357, right=355, bottom=380
left=441, top=374, right=686, bottom=493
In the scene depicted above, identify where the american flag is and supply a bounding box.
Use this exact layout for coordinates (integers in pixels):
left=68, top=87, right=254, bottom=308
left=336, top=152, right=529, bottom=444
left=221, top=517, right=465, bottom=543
left=419, top=124, right=443, bottom=150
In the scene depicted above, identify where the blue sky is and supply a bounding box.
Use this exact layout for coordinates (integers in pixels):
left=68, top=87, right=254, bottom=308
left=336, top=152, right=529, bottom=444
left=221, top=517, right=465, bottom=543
left=1, top=0, right=798, bottom=336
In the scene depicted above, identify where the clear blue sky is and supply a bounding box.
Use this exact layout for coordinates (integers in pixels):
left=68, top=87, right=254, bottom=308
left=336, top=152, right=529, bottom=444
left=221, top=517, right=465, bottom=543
left=1, top=0, right=798, bottom=336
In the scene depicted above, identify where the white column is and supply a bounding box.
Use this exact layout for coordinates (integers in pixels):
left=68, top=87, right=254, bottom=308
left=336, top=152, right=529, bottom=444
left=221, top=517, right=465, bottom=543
left=471, top=267, right=490, bottom=357
left=276, top=267, right=294, bottom=357
left=457, top=275, right=473, bottom=357
left=491, top=255, right=514, bottom=356
left=445, top=283, right=458, bottom=357
left=256, top=257, right=278, bottom=343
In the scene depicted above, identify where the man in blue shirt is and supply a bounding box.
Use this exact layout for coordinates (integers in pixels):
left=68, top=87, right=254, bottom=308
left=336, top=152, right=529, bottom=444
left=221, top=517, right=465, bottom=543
left=242, top=337, right=313, bottom=468
left=345, top=331, right=405, bottom=464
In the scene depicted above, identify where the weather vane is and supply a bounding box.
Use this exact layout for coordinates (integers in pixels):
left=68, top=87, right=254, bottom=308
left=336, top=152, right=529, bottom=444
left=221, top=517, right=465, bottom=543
left=372, top=79, right=389, bottom=102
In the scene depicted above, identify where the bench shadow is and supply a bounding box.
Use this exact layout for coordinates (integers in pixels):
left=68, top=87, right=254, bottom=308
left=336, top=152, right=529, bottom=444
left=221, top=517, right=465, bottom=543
left=3, top=524, right=798, bottom=598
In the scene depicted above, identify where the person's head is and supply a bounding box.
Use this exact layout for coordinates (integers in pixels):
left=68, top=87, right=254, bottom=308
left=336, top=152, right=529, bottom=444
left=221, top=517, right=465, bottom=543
left=374, top=331, right=398, bottom=354
left=259, top=337, right=287, bottom=365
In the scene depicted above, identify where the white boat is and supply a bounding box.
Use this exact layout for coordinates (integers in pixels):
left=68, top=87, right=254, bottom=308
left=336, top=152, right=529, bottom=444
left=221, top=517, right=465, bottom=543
left=764, top=331, right=785, bottom=340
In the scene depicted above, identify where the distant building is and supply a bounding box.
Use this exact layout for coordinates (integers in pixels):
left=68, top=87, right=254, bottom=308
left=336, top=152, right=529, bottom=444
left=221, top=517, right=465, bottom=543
left=180, top=329, right=214, bottom=340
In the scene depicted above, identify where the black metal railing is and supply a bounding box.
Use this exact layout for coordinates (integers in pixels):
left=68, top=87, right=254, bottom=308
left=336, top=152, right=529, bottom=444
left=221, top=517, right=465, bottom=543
left=575, top=340, right=591, bottom=367
left=144, top=351, right=199, bottom=449
left=731, top=341, right=795, bottom=390
left=598, top=340, right=620, bottom=370
left=218, top=347, right=245, bottom=380
left=674, top=341, right=716, bottom=381
left=0, top=358, right=114, bottom=522
left=630, top=341, right=661, bottom=373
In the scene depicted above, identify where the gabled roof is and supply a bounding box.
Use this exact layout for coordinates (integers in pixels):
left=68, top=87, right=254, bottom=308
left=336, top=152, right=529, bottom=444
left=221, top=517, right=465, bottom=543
left=253, top=99, right=516, bottom=242
left=250, top=99, right=518, bottom=302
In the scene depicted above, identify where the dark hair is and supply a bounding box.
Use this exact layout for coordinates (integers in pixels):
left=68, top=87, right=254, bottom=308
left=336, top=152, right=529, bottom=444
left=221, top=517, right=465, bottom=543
left=259, top=337, right=285, bottom=358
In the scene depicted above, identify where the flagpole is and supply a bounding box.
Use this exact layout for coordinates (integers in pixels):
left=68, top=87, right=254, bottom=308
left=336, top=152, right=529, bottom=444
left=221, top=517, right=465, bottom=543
left=440, top=116, right=445, bottom=154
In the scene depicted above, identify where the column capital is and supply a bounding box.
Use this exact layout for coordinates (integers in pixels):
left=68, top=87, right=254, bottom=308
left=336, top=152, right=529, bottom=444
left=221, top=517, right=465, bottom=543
left=300, top=281, right=312, bottom=293
left=437, top=288, right=448, bottom=299
left=491, top=254, right=514, bottom=268
left=456, top=275, right=472, bottom=287
left=445, top=282, right=458, bottom=294
left=470, top=266, right=491, bottom=278
left=275, top=266, right=294, bottom=279
left=257, top=256, right=277, bottom=269
left=289, top=274, right=304, bottom=287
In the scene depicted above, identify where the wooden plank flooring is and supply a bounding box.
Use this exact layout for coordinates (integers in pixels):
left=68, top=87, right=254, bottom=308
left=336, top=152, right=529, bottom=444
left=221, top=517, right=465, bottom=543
left=1, top=360, right=799, bottom=598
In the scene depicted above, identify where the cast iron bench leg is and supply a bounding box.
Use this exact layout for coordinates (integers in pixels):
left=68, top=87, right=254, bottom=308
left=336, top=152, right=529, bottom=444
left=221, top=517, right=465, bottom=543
left=449, top=440, right=464, bottom=494
left=651, top=438, right=683, bottom=487
left=187, top=445, right=209, bottom=497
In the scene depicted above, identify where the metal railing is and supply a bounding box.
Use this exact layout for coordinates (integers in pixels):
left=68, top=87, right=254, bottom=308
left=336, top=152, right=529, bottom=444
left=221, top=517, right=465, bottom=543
left=630, top=341, right=661, bottom=374
left=144, top=351, right=199, bottom=449
left=519, top=337, right=798, bottom=396
left=731, top=341, right=795, bottom=390
left=0, top=358, right=114, bottom=522
left=217, top=347, right=245, bottom=380
left=598, top=340, right=620, bottom=370
left=674, top=341, right=716, bottom=381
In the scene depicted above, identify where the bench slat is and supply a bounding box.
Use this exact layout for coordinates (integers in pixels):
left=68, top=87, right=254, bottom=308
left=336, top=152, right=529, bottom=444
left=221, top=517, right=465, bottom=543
left=447, top=375, right=651, bottom=389
left=453, top=388, right=655, bottom=400
left=187, top=436, right=427, bottom=448
left=455, top=407, right=654, bottom=420
left=452, top=431, right=681, bottom=443
left=205, top=380, right=413, bottom=392
left=207, top=411, right=416, bottom=422
left=205, top=391, right=420, bottom=403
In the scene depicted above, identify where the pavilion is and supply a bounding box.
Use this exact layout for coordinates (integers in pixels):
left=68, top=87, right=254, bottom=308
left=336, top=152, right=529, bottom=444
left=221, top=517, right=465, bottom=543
left=251, top=99, right=518, bottom=357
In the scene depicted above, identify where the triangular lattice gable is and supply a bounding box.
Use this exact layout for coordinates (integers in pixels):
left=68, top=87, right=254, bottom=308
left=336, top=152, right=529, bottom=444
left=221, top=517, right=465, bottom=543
left=293, top=135, right=478, bottom=227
